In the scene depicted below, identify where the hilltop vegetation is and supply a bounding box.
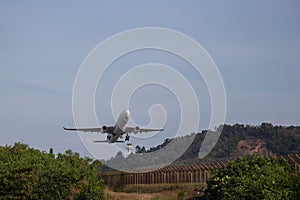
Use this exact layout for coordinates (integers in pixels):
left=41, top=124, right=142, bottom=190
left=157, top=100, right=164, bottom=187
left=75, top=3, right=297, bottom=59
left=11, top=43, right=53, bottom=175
left=151, top=123, right=300, bottom=161
left=106, top=123, right=300, bottom=168
left=178, top=123, right=300, bottom=164
left=0, top=143, right=105, bottom=199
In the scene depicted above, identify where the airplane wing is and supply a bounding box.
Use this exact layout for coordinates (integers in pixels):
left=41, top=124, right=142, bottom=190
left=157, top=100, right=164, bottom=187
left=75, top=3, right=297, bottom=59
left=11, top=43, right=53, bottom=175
left=125, top=126, right=164, bottom=134
left=63, top=126, right=114, bottom=133
left=93, top=140, right=125, bottom=143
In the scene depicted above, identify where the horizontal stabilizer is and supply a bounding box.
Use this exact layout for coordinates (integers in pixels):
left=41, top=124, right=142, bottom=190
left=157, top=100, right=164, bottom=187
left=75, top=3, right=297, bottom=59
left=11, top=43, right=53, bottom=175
left=93, top=140, right=125, bottom=143
left=63, top=126, right=107, bottom=133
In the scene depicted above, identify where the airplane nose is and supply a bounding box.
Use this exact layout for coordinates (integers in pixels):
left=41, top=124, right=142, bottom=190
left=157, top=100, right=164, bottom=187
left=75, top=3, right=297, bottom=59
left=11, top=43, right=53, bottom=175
left=124, top=110, right=130, bottom=118
left=122, top=110, right=130, bottom=122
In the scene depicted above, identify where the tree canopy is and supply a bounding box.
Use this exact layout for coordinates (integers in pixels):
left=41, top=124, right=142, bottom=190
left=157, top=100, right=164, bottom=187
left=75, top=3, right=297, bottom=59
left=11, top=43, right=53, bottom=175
left=205, top=155, right=300, bottom=200
left=0, top=143, right=105, bottom=199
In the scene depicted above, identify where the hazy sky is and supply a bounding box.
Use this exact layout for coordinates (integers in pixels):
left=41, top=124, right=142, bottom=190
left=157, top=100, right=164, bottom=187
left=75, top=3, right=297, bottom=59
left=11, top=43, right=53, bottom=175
left=1, top=1, right=299, bottom=158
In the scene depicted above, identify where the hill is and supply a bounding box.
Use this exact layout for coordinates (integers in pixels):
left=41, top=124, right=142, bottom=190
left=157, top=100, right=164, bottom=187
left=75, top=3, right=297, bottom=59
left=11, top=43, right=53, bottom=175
left=176, top=123, right=300, bottom=164
left=105, top=123, right=300, bottom=168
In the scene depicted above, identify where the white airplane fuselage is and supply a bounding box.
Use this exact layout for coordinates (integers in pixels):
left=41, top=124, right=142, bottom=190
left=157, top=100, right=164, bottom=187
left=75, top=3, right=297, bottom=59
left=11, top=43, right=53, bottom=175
left=107, top=110, right=130, bottom=143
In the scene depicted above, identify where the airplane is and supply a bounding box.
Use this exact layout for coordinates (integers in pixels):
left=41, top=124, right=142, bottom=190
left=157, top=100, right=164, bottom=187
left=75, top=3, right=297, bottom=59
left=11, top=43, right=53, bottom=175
left=63, top=110, right=164, bottom=143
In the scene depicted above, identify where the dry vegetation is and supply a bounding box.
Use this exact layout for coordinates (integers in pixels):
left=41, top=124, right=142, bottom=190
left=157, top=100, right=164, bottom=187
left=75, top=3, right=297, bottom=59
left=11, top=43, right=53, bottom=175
left=105, top=183, right=205, bottom=200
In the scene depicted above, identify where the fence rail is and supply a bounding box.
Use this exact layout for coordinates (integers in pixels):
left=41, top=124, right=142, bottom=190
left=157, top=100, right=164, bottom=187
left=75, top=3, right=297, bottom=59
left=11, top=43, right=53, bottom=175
left=99, top=154, right=300, bottom=186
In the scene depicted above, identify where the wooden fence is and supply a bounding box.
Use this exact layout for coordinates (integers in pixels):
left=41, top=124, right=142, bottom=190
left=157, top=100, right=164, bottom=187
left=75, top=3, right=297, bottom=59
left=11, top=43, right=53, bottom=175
left=99, top=154, right=300, bottom=186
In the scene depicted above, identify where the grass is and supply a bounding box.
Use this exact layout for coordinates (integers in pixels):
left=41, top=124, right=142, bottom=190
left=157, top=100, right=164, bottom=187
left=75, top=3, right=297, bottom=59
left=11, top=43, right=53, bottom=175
left=105, top=183, right=207, bottom=200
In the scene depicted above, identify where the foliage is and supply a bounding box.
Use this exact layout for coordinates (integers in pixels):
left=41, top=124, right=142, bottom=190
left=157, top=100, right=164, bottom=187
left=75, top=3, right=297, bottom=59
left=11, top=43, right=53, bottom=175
left=146, top=138, right=173, bottom=153
left=177, top=190, right=185, bottom=200
left=0, top=143, right=105, bottom=199
left=204, top=155, right=300, bottom=200
left=135, top=138, right=172, bottom=154
left=172, top=123, right=300, bottom=164
left=75, top=182, right=105, bottom=200
left=106, top=123, right=300, bottom=168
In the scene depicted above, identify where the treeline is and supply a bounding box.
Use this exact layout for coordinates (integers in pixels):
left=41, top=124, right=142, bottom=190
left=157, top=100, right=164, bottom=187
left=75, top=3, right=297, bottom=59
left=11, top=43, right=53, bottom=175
left=105, top=133, right=195, bottom=170
left=0, top=143, right=105, bottom=199
left=143, top=123, right=300, bottom=162
left=178, top=123, right=300, bottom=163
left=135, top=138, right=173, bottom=154
left=107, top=123, right=300, bottom=168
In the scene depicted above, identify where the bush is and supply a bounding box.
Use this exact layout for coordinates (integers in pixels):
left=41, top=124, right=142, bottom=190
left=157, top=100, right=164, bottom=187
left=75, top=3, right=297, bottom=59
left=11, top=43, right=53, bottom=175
left=75, top=182, right=105, bottom=200
left=178, top=190, right=185, bottom=200
left=205, top=155, right=300, bottom=200
left=0, top=143, right=105, bottom=199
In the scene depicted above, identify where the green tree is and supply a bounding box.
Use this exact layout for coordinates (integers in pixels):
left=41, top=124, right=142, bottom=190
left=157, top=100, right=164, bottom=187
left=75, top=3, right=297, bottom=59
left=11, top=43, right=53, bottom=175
left=0, top=143, right=105, bottom=199
left=205, top=155, right=300, bottom=200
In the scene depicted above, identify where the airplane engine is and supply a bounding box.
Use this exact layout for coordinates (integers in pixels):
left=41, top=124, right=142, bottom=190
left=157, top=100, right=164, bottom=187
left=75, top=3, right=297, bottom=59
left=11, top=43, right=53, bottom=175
left=102, top=126, right=107, bottom=131
left=134, top=126, right=140, bottom=132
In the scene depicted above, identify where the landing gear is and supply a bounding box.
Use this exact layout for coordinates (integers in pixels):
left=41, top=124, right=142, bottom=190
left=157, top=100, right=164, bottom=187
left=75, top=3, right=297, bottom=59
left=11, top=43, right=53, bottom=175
left=125, top=134, right=130, bottom=141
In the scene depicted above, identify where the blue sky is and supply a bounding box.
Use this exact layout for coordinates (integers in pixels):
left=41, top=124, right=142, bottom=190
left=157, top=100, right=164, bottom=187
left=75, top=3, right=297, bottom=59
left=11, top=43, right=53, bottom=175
left=0, top=1, right=299, bottom=158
